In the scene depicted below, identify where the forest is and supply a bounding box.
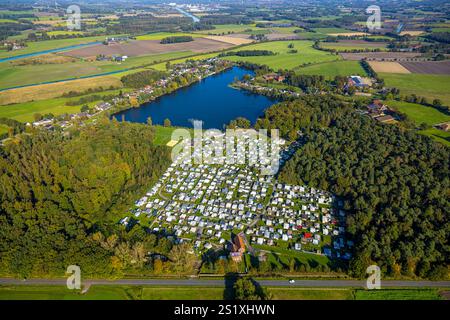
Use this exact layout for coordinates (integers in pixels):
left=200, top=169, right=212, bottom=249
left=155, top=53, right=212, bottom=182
left=0, top=120, right=188, bottom=278
left=255, top=96, right=449, bottom=279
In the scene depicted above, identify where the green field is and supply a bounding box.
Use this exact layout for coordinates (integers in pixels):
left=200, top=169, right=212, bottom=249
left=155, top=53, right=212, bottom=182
left=0, top=89, right=126, bottom=122
left=252, top=244, right=330, bottom=269
left=419, top=128, right=450, bottom=147
left=296, top=60, right=367, bottom=78
left=0, top=285, right=443, bottom=300
left=142, top=287, right=224, bottom=300
left=269, top=288, right=353, bottom=300
left=313, top=27, right=357, bottom=34
left=380, top=73, right=450, bottom=107
left=153, top=125, right=194, bottom=146
left=0, top=36, right=116, bottom=60
left=386, top=100, right=450, bottom=126
left=222, top=40, right=339, bottom=70
left=354, top=289, right=442, bottom=300
left=0, top=51, right=194, bottom=90
left=319, top=41, right=387, bottom=51
left=0, top=124, right=9, bottom=135
left=194, top=24, right=266, bottom=35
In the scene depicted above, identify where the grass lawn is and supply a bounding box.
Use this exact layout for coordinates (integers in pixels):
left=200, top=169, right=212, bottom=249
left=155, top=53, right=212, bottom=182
left=386, top=100, right=450, bottom=126
left=252, top=244, right=330, bottom=268
left=354, top=289, right=442, bottom=300
left=269, top=288, right=353, bottom=300
left=153, top=125, right=194, bottom=146
left=223, top=40, right=339, bottom=70
left=296, top=60, right=367, bottom=78
left=419, top=128, right=450, bottom=147
left=380, top=73, right=450, bottom=107
left=142, top=287, right=224, bottom=300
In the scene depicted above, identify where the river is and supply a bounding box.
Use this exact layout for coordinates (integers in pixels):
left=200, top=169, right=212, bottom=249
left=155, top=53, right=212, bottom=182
left=113, top=66, right=279, bottom=130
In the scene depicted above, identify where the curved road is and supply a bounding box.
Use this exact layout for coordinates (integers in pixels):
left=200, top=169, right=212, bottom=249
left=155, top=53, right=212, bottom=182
left=0, top=278, right=449, bottom=288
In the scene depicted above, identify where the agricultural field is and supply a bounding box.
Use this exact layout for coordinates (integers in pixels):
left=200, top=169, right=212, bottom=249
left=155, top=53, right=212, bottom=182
left=0, top=36, right=111, bottom=60
left=0, top=51, right=194, bottom=90
left=222, top=40, right=339, bottom=70
left=380, top=73, right=450, bottom=106
left=62, top=38, right=233, bottom=58
left=419, top=128, right=450, bottom=147
left=135, top=32, right=204, bottom=40
left=340, top=52, right=420, bottom=61
left=399, top=61, right=450, bottom=75
left=319, top=40, right=387, bottom=51
left=368, top=61, right=411, bottom=74
left=0, top=89, right=126, bottom=123
left=0, top=76, right=123, bottom=105
left=296, top=60, right=367, bottom=78
left=386, top=100, right=450, bottom=126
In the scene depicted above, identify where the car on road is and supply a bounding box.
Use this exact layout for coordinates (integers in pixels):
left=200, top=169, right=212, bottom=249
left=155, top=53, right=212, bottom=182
left=289, top=279, right=295, bottom=284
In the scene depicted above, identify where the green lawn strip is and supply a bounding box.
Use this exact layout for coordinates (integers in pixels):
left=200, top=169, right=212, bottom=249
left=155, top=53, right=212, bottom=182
left=380, top=73, right=450, bottom=107
left=142, top=286, right=224, bottom=300
left=386, top=100, right=450, bottom=126
left=354, top=289, right=442, bottom=300
left=269, top=287, right=353, bottom=300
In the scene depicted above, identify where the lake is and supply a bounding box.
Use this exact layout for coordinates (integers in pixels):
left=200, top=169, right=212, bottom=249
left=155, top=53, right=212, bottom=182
left=113, top=66, right=279, bottom=130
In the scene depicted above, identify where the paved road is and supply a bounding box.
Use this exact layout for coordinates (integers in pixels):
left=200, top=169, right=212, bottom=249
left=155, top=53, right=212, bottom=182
left=1, top=278, right=449, bottom=288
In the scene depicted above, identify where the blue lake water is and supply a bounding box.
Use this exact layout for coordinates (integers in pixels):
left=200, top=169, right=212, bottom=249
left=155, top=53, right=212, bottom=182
left=113, top=67, right=279, bottom=130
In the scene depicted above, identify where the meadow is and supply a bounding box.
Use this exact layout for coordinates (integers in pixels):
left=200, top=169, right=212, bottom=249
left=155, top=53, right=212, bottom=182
left=0, top=76, right=123, bottom=105
left=296, top=60, right=367, bottom=78
left=386, top=100, right=450, bottom=126
left=0, top=36, right=113, bottom=60
left=319, top=41, right=387, bottom=51
left=222, top=40, right=339, bottom=70
left=380, top=73, right=450, bottom=106
left=193, top=24, right=267, bottom=35
left=0, top=51, right=194, bottom=90
left=354, top=289, right=442, bottom=300
left=419, top=128, right=450, bottom=147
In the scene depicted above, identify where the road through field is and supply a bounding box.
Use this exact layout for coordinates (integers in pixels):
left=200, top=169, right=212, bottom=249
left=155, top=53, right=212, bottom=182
left=0, top=278, right=449, bottom=288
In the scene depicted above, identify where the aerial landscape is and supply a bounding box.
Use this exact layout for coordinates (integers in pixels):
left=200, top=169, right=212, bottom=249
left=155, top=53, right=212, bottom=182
left=0, top=0, right=449, bottom=306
